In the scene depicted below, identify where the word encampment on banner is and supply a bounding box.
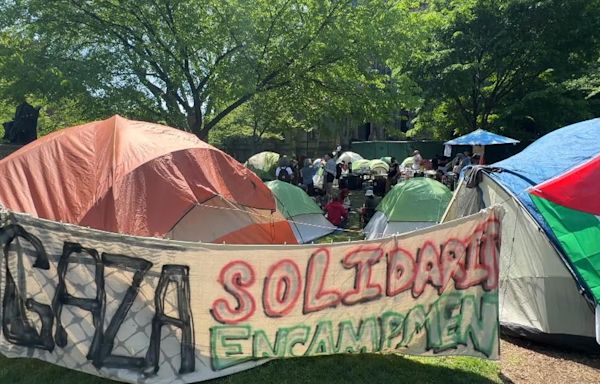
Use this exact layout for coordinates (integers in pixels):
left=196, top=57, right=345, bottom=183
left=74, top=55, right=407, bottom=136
left=0, top=206, right=502, bottom=384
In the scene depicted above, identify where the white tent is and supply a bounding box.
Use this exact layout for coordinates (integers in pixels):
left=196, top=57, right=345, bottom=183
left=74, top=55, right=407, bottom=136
left=442, top=119, right=600, bottom=350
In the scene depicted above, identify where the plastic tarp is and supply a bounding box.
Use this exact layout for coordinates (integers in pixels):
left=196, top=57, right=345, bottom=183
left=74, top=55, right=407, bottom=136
left=0, top=115, right=297, bottom=244
left=445, top=128, right=520, bottom=146
left=377, top=178, right=452, bottom=222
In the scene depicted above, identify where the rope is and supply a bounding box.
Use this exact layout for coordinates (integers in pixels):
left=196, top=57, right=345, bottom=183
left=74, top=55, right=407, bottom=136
left=194, top=201, right=372, bottom=236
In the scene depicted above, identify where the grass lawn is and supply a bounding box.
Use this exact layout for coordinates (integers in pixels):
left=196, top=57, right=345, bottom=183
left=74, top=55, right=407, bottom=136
left=0, top=353, right=500, bottom=384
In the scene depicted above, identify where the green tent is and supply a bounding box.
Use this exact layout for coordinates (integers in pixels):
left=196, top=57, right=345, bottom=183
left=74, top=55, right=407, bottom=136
left=364, top=178, right=452, bottom=239
left=369, top=159, right=389, bottom=174
left=351, top=159, right=371, bottom=173
left=245, top=151, right=280, bottom=181
left=266, top=181, right=335, bottom=243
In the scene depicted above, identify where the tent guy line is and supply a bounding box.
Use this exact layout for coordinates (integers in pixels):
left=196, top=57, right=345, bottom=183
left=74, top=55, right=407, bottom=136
left=193, top=194, right=515, bottom=240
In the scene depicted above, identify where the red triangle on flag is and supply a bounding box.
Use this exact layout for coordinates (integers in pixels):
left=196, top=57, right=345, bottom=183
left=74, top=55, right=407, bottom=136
left=530, top=155, right=600, bottom=216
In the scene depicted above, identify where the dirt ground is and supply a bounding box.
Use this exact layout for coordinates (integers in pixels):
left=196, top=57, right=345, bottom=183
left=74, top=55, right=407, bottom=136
left=341, top=187, right=600, bottom=384
left=501, top=337, right=600, bottom=384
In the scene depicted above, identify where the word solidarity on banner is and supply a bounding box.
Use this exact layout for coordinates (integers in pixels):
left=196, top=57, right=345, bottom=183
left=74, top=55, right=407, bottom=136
left=0, top=207, right=502, bottom=384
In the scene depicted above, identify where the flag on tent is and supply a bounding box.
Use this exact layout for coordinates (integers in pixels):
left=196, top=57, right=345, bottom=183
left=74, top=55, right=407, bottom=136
left=266, top=180, right=335, bottom=243
left=530, top=155, right=600, bottom=303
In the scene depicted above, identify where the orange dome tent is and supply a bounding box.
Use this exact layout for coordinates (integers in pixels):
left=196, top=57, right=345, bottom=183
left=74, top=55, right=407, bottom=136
left=0, top=115, right=297, bottom=244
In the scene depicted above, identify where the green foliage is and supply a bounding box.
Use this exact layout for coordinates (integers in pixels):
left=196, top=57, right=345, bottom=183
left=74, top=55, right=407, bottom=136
left=410, top=0, right=600, bottom=139
left=1, top=0, right=599, bottom=142
left=0, top=0, right=420, bottom=140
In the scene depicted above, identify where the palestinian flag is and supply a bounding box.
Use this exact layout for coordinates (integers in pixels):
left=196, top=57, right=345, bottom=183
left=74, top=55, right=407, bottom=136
left=530, top=155, right=600, bottom=302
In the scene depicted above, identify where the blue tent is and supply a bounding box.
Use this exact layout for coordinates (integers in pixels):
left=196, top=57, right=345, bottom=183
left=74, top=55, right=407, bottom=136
left=444, top=118, right=600, bottom=350
left=445, top=128, right=520, bottom=146
left=490, top=118, right=600, bottom=241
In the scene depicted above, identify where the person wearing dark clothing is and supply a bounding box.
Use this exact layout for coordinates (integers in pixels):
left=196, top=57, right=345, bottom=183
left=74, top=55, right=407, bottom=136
left=360, top=189, right=380, bottom=227
left=387, top=157, right=400, bottom=191
left=300, top=159, right=315, bottom=195
left=3, top=100, right=40, bottom=144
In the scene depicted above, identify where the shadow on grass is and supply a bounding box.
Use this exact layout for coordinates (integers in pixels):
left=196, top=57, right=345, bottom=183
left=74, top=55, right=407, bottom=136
left=209, top=354, right=500, bottom=384
left=0, top=353, right=500, bottom=384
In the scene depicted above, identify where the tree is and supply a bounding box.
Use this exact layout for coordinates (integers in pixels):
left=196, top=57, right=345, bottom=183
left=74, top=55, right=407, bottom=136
left=409, top=0, right=600, bottom=139
left=2, top=0, right=419, bottom=140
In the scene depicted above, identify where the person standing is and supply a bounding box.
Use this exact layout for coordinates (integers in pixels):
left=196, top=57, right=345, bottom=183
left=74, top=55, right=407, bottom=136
left=412, top=150, right=423, bottom=171
left=387, top=157, right=400, bottom=192
left=300, top=158, right=315, bottom=196
left=324, top=153, right=337, bottom=197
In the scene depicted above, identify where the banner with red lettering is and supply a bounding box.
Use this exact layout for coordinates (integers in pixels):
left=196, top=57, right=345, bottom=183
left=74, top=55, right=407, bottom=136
left=0, top=206, right=502, bottom=383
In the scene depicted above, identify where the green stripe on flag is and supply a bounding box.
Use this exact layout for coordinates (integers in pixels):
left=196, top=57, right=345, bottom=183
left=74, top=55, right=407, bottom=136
left=531, top=194, right=600, bottom=303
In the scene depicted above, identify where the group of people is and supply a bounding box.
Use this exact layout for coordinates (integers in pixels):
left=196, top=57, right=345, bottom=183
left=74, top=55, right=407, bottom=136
left=273, top=147, right=477, bottom=230
left=273, top=150, right=351, bottom=228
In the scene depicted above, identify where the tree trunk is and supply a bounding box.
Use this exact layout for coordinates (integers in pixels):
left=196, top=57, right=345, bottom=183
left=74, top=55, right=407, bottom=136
left=188, top=114, right=208, bottom=141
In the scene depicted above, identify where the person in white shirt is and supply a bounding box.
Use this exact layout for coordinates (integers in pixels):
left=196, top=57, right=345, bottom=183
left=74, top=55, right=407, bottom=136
left=275, top=157, right=293, bottom=182
left=412, top=150, right=423, bottom=171
left=324, top=153, right=337, bottom=196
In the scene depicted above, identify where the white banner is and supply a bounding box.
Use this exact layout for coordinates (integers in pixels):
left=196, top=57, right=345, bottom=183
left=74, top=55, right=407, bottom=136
left=0, top=207, right=502, bottom=383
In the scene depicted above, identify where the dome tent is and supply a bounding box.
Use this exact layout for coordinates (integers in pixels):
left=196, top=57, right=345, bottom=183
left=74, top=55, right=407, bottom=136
left=364, top=178, right=452, bottom=240
left=369, top=159, right=389, bottom=175
left=0, top=115, right=297, bottom=245
left=266, top=180, right=335, bottom=243
left=400, top=156, right=414, bottom=168
left=337, top=151, right=363, bottom=164
left=244, top=151, right=280, bottom=181
left=443, top=118, right=600, bottom=350
left=351, top=159, right=371, bottom=174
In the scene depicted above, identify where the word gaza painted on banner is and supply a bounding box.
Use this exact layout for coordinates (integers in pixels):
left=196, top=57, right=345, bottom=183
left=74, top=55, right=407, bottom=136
left=0, top=224, right=195, bottom=375
left=210, top=218, right=500, bottom=324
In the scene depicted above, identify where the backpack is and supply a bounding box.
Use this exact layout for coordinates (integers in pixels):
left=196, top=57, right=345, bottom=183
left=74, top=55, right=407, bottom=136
left=277, top=167, right=291, bottom=182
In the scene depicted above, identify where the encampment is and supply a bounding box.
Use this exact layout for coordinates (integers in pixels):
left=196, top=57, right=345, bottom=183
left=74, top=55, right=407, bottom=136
left=0, top=115, right=297, bottom=244
left=266, top=180, right=335, bottom=243
left=364, top=178, right=452, bottom=240
left=244, top=151, right=280, bottom=181
left=443, top=118, right=600, bottom=350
